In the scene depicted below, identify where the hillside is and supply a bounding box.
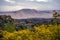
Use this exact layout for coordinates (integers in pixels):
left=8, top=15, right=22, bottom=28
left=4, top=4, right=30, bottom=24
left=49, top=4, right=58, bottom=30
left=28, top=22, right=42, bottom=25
left=0, top=9, right=56, bottom=19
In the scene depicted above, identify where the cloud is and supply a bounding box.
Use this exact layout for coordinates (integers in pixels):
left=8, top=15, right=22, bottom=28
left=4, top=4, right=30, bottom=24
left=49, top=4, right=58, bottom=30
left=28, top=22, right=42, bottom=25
left=0, top=5, right=23, bottom=12
left=0, top=5, right=38, bottom=12
left=36, top=0, right=48, bottom=2
left=0, top=0, right=60, bottom=12
left=0, top=5, right=60, bottom=12
left=27, top=0, right=34, bottom=1
left=4, top=0, right=16, bottom=3
left=27, top=0, right=48, bottom=2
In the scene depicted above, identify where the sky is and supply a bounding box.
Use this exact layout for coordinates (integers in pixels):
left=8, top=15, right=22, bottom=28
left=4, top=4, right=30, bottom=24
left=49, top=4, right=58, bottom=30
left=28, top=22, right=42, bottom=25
left=0, top=0, right=60, bottom=12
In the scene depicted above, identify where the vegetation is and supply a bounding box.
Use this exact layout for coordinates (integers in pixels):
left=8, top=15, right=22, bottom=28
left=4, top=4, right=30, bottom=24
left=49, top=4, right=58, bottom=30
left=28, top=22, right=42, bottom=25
left=0, top=10, right=60, bottom=40
left=0, top=24, right=60, bottom=40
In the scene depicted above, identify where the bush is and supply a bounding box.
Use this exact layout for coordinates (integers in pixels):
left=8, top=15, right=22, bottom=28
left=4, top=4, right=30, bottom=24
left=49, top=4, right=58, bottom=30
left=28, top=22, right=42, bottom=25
left=1, top=24, right=60, bottom=40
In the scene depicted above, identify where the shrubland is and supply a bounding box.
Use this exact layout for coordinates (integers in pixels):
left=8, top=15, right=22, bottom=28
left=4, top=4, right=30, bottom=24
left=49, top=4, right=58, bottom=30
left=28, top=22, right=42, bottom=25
left=0, top=24, right=60, bottom=40
left=0, top=10, right=60, bottom=40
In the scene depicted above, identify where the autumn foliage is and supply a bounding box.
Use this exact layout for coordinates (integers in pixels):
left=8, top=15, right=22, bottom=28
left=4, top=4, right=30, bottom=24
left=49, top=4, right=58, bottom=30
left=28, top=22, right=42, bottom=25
left=0, top=24, right=60, bottom=40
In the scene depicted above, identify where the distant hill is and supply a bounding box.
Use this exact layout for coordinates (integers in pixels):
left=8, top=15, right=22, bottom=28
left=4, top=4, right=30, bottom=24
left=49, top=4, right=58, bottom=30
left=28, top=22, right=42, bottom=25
left=0, top=9, right=60, bottom=19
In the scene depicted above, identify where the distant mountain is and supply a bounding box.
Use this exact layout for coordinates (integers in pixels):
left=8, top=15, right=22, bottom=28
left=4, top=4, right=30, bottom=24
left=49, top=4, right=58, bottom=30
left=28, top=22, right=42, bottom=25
left=15, top=9, right=52, bottom=14
left=0, top=9, right=60, bottom=19
left=0, top=9, right=52, bottom=13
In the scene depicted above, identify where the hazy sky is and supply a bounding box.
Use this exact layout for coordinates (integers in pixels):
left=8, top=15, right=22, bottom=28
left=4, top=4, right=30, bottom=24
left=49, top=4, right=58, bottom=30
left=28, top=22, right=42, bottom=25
left=0, top=0, right=60, bottom=12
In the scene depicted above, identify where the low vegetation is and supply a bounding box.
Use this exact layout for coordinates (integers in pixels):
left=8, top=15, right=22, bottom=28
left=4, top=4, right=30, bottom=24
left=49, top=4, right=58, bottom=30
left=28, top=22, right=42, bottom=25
left=0, top=10, right=60, bottom=40
left=0, top=24, right=60, bottom=40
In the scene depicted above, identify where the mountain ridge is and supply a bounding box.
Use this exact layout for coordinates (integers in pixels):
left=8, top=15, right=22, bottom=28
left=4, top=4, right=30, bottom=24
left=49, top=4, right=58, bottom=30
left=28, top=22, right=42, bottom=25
left=0, top=9, right=60, bottom=19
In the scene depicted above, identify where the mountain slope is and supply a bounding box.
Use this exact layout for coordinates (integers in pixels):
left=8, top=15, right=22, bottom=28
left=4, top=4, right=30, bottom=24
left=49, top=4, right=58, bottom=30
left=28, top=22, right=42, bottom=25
left=0, top=9, right=58, bottom=19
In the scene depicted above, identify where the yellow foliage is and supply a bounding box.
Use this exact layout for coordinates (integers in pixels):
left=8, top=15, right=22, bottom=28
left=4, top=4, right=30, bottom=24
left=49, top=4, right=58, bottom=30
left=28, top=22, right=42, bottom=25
left=0, top=24, right=60, bottom=40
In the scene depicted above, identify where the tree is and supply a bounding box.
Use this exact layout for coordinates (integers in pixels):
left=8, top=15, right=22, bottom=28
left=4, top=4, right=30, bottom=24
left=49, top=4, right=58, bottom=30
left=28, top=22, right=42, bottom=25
left=52, top=10, right=58, bottom=24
